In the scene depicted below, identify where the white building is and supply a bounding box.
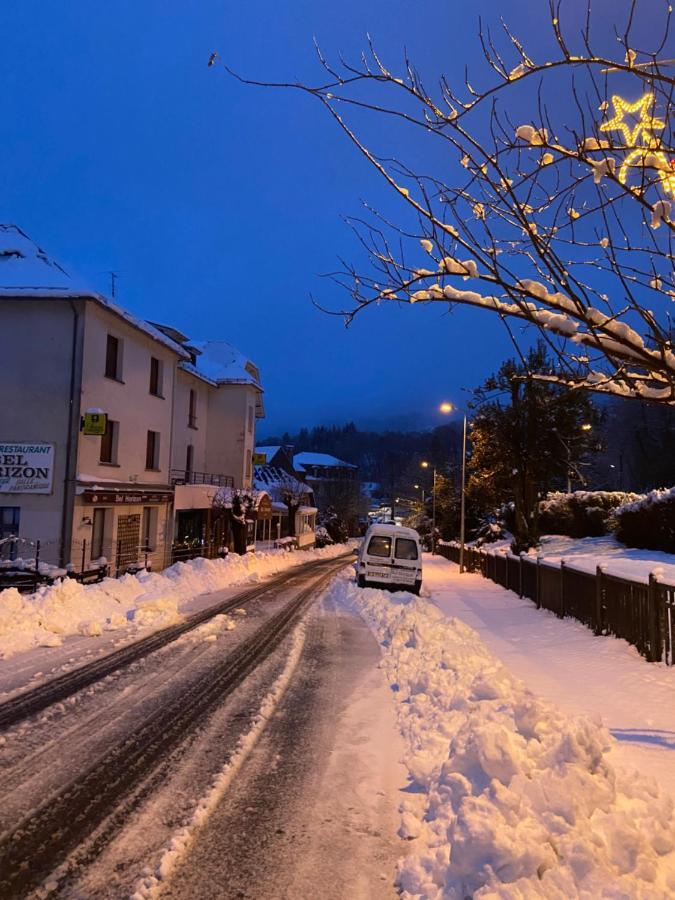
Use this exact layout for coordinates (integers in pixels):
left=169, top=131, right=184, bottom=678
left=0, top=225, right=264, bottom=571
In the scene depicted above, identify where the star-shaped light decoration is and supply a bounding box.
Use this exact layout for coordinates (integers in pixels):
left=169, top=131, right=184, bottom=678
left=599, top=93, right=674, bottom=197
left=600, top=93, right=665, bottom=146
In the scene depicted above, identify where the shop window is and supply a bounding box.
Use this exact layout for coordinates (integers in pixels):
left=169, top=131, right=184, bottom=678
left=247, top=405, right=254, bottom=434
left=105, top=334, right=123, bottom=380
left=188, top=389, right=197, bottom=429
left=0, top=507, right=19, bottom=560
left=149, top=357, right=163, bottom=397
left=91, top=507, right=109, bottom=560
left=141, top=506, right=158, bottom=551
left=146, top=430, right=160, bottom=470
left=100, top=419, right=119, bottom=464
left=185, top=444, right=194, bottom=479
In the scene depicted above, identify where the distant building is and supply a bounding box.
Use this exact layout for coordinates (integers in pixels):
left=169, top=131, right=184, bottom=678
left=0, top=225, right=264, bottom=571
left=253, top=463, right=316, bottom=548
left=292, top=451, right=361, bottom=535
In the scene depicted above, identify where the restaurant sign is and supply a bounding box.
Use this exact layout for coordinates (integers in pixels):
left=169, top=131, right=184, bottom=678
left=0, top=443, right=55, bottom=494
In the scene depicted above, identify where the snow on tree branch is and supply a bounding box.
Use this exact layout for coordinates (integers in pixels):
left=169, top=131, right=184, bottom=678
left=227, top=0, right=675, bottom=402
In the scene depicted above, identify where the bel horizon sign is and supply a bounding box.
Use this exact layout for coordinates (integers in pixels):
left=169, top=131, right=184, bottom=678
left=0, top=443, right=55, bottom=494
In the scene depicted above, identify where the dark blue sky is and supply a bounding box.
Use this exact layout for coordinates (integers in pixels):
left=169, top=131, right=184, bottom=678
left=0, top=0, right=627, bottom=433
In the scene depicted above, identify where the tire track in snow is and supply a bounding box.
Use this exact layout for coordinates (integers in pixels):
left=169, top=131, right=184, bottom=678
left=0, top=559, right=348, bottom=898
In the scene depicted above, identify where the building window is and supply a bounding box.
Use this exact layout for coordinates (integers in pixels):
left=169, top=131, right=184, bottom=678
left=245, top=452, right=252, bottom=479
left=105, top=334, right=122, bottom=380
left=149, top=357, right=163, bottom=397
left=188, top=389, right=197, bottom=429
left=91, top=507, right=109, bottom=560
left=146, top=430, right=160, bottom=470
left=141, top=506, right=158, bottom=552
left=247, top=405, right=254, bottom=434
left=100, top=419, right=119, bottom=464
left=185, top=444, right=194, bottom=480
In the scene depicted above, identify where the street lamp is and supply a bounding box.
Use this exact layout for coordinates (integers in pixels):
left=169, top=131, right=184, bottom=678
left=554, top=423, right=592, bottom=493
left=439, top=402, right=469, bottom=574
left=420, top=460, right=437, bottom=554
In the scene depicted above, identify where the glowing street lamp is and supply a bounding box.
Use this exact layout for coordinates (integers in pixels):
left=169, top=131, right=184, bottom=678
left=439, top=402, right=469, bottom=574
left=420, top=459, right=437, bottom=554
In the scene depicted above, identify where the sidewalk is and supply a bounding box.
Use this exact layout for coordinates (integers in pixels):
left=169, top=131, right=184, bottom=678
left=424, top=554, right=675, bottom=800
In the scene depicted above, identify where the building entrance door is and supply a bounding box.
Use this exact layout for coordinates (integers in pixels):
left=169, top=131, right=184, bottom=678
left=116, top=513, right=141, bottom=571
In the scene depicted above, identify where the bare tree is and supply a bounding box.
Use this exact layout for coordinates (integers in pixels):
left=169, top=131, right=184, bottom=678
left=229, top=0, right=675, bottom=403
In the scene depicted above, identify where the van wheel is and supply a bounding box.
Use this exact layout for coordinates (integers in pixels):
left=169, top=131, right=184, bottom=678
left=357, top=575, right=366, bottom=588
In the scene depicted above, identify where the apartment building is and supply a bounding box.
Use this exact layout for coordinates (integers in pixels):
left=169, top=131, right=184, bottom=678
left=0, top=225, right=264, bottom=570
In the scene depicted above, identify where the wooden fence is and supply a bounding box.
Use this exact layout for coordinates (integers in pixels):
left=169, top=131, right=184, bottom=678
left=437, top=543, right=675, bottom=665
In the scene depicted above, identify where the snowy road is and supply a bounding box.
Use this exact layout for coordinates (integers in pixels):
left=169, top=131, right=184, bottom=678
left=162, top=595, right=406, bottom=900
left=0, top=555, right=408, bottom=899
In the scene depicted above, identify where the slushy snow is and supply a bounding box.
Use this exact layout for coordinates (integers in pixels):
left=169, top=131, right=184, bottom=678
left=329, top=571, right=675, bottom=898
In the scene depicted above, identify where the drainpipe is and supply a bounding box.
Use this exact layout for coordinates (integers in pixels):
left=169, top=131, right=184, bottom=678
left=60, top=300, right=84, bottom=567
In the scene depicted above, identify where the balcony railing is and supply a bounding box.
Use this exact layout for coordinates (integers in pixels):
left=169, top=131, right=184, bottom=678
left=170, top=469, right=234, bottom=488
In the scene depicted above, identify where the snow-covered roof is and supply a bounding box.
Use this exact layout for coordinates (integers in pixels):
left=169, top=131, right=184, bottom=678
left=254, top=465, right=312, bottom=501
left=255, top=445, right=282, bottom=460
left=293, top=451, right=357, bottom=471
left=189, top=341, right=262, bottom=388
left=0, top=225, right=189, bottom=360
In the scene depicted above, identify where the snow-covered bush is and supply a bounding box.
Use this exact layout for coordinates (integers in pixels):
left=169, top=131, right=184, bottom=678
left=615, top=488, right=675, bottom=553
left=314, top=526, right=334, bottom=548
left=539, top=490, right=643, bottom=538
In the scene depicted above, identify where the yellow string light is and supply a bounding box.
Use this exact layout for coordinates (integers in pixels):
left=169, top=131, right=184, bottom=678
left=600, top=93, right=675, bottom=196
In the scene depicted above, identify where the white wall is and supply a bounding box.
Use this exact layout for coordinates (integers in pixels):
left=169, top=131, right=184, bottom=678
left=171, top=369, right=211, bottom=476
left=77, top=305, right=179, bottom=485
left=0, top=299, right=81, bottom=563
left=205, top=384, right=259, bottom=489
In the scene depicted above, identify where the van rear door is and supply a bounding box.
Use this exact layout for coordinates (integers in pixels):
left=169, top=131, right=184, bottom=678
left=364, top=532, right=394, bottom=582
left=392, top=535, right=419, bottom=585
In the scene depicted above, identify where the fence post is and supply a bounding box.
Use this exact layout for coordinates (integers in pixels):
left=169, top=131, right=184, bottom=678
left=504, top=554, right=509, bottom=592
left=595, top=565, right=604, bottom=635
left=518, top=553, right=524, bottom=598
left=116, top=540, right=122, bottom=577
left=648, top=572, right=661, bottom=663
left=81, top=539, right=86, bottom=574
left=35, top=539, right=41, bottom=576
left=559, top=558, right=565, bottom=618
left=536, top=555, right=541, bottom=609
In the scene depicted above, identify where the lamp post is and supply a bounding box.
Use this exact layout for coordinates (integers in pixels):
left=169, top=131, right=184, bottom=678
left=420, top=461, right=437, bottom=553
left=438, top=402, right=468, bottom=574
left=555, top=423, right=592, bottom=493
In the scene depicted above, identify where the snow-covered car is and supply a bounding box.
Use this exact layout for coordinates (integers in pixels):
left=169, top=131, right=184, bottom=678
left=355, top=523, right=422, bottom=594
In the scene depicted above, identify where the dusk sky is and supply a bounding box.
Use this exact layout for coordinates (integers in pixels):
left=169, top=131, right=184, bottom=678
left=0, top=0, right=631, bottom=434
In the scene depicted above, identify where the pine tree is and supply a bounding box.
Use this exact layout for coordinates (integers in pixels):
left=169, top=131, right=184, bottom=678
left=469, top=342, right=599, bottom=552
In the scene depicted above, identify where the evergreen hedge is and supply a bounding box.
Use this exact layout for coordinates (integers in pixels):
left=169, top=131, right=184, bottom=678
left=615, top=488, right=675, bottom=553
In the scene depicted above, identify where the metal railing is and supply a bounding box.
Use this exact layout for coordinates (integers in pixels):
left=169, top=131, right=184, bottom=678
left=170, top=469, right=234, bottom=487
left=437, top=543, right=675, bottom=665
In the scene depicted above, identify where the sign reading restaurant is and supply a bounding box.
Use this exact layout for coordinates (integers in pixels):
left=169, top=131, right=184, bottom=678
left=0, top=443, right=54, bottom=494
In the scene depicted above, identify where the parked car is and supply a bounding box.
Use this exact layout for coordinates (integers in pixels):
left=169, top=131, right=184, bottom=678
left=355, top=523, right=422, bottom=594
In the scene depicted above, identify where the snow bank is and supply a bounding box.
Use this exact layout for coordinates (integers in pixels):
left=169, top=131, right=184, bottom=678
left=0, top=545, right=347, bottom=659
left=332, top=572, right=675, bottom=898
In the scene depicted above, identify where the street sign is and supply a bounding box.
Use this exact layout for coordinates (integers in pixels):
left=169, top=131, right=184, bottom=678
left=82, top=412, right=107, bottom=435
left=252, top=452, right=267, bottom=465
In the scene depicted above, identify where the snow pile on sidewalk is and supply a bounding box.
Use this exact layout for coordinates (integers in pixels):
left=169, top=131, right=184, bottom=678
left=0, top=545, right=347, bottom=659
left=331, top=572, right=675, bottom=898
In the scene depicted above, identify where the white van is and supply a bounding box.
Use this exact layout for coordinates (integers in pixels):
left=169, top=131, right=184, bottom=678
left=355, top=524, right=423, bottom=594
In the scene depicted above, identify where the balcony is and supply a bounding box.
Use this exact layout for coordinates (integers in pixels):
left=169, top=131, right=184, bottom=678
left=170, top=469, right=234, bottom=488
